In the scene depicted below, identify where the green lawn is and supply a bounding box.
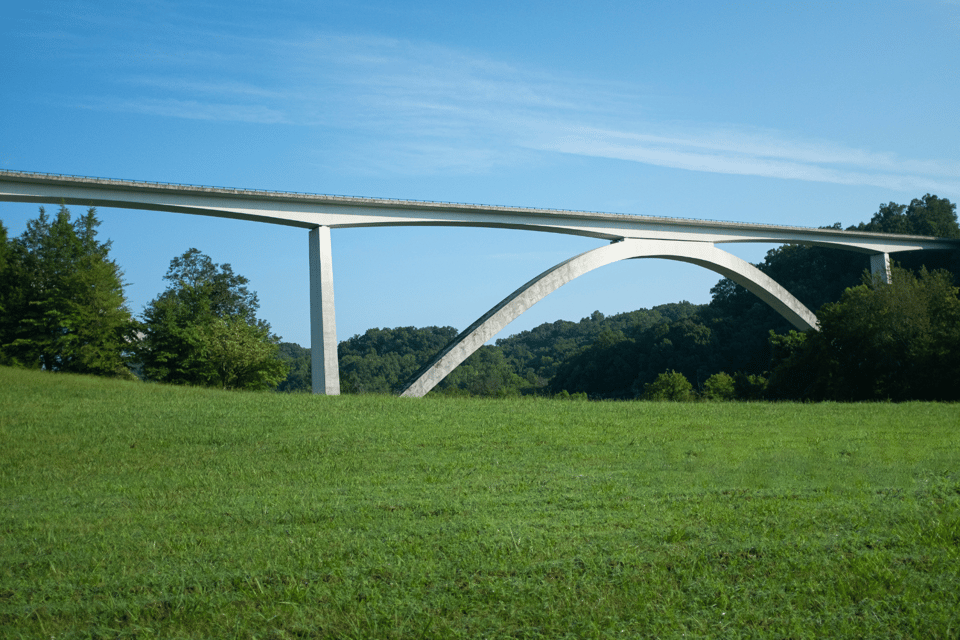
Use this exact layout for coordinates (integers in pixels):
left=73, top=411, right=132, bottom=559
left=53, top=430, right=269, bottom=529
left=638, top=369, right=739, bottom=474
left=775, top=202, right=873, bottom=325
left=1, top=366, right=958, bottom=638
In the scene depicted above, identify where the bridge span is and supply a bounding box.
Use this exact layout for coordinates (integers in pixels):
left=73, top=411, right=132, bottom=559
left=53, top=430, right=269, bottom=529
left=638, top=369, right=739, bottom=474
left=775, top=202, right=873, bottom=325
left=2, top=170, right=957, bottom=396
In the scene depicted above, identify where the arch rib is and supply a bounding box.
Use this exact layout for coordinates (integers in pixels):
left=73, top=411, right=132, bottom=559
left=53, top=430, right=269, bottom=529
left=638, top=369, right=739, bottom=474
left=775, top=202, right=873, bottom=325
left=398, top=239, right=818, bottom=398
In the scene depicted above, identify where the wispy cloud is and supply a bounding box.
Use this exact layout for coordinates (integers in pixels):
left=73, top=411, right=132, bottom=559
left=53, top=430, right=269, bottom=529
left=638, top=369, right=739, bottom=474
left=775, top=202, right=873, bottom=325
left=536, top=126, right=960, bottom=194
left=80, top=97, right=290, bottom=124
left=123, top=76, right=290, bottom=101
left=58, top=19, right=960, bottom=192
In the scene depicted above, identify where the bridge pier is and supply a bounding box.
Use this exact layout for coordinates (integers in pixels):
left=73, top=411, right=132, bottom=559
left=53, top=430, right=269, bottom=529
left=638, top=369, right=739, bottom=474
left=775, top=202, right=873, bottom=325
left=870, top=252, right=892, bottom=284
left=309, top=226, right=340, bottom=395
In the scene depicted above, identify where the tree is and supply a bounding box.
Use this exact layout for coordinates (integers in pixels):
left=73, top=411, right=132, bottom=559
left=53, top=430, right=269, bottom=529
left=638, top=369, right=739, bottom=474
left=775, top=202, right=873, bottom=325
left=858, top=194, right=959, bottom=238
left=768, top=267, right=960, bottom=401
left=733, top=372, right=768, bottom=400
left=0, top=221, right=8, bottom=275
left=438, top=345, right=526, bottom=397
left=338, top=326, right=458, bottom=393
left=857, top=195, right=960, bottom=279
left=0, top=206, right=136, bottom=376
left=546, top=310, right=721, bottom=399
left=0, top=221, right=17, bottom=366
left=641, top=370, right=694, bottom=401
left=277, top=342, right=312, bottom=392
left=498, top=302, right=701, bottom=388
left=701, top=372, right=736, bottom=401
left=765, top=330, right=818, bottom=400
left=139, top=249, right=288, bottom=390
left=195, top=317, right=288, bottom=390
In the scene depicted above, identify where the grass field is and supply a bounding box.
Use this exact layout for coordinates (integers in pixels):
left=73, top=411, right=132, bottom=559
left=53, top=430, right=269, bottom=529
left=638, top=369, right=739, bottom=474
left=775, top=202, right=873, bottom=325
left=1, top=366, right=958, bottom=639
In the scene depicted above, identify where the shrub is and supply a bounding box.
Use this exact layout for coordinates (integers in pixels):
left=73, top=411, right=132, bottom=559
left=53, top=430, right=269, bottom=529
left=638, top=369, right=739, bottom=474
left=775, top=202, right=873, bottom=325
left=641, top=370, right=694, bottom=401
left=734, top=372, right=769, bottom=401
left=702, top=371, right=736, bottom=401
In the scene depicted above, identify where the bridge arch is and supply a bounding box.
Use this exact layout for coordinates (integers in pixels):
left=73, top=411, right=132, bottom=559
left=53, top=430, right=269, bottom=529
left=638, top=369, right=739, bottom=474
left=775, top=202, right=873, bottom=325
left=398, top=239, right=817, bottom=397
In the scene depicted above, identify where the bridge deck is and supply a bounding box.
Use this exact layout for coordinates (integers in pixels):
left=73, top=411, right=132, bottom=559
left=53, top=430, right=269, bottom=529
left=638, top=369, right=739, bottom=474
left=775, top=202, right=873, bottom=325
left=2, top=170, right=957, bottom=253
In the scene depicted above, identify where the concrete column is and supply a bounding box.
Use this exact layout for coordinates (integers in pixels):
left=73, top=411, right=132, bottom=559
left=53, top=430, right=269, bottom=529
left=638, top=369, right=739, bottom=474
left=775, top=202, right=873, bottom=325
left=870, top=252, right=892, bottom=284
left=308, top=226, right=340, bottom=395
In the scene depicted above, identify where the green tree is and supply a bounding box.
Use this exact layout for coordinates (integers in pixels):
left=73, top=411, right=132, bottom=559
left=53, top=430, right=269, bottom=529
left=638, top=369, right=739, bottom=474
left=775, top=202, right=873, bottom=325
left=707, top=232, right=869, bottom=376
left=0, top=206, right=136, bottom=376
left=858, top=194, right=959, bottom=238
left=196, top=317, right=288, bottom=390
left=765, top=330, right=818, bottom=400
left=139, top=249, right=288, bottom=390
left=0, top=221, right=8, bottom=275
left=641, top=370, right=694, bottom=401
left=338, top=326, right=458, bottom=394
left=277, top=342, right=312, bottom=392
left=0, top=221, right=18, bottom=367
left=547, top=328, right=637, bottom=398
left=733, top=372, right=768, bottom=400
left=768, top=267, right=960, bottom=401
left=438, top=345, right=526, bottom=397
left=858, top=195, right=960, bottom=279
left=701, top=371, right=736, bottom=401
left=498, top=302, right=701, bottom=388
left=547, top=311, right=720, bottom=399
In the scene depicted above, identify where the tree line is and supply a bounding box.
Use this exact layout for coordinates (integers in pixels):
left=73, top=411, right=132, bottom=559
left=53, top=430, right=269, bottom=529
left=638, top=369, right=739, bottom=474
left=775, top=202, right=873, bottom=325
left=0, top=205, right=287, bottom=390
left=2, top=195, right=958, bottom=400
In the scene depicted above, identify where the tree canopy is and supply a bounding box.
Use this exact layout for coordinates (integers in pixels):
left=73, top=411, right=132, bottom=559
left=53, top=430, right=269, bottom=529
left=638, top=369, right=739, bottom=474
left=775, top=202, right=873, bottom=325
left=337, top=326, right=459, bottom=394
left=768, top=267, right=960, bottom=401
left=641, top=370, right=695, bottom=401
left=276, top=341, right=312, bottom=392
left=857, top=194, right=959, bottom=238
left=0, top=206, right=136, bottom=376
left=139, top=249, right=288, bottom=390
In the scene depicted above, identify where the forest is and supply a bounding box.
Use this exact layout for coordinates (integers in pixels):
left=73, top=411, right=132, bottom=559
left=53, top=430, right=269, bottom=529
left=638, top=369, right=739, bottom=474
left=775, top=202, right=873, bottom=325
left=1, top=195, right=958, bottom=401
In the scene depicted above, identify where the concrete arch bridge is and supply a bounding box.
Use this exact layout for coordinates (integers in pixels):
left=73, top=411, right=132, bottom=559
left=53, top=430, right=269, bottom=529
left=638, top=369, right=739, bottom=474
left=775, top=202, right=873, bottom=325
left=2, top=170, right=956, bottom=396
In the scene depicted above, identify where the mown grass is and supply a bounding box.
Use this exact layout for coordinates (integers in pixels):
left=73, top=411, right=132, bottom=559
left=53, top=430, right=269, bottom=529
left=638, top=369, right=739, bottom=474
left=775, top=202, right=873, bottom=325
left=1, top=366, right=958, bottom=639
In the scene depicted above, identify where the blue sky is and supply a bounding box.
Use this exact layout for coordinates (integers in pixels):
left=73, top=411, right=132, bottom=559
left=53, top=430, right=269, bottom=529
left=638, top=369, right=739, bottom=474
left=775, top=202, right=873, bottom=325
left=2, top=1, right=959, bottom=346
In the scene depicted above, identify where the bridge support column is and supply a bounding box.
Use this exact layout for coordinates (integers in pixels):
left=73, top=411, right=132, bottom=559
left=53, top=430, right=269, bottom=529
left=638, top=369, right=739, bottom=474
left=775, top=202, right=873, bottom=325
left=870, top=252, right=892, bottom=284
left=309, top=226, right=340, bottom=395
